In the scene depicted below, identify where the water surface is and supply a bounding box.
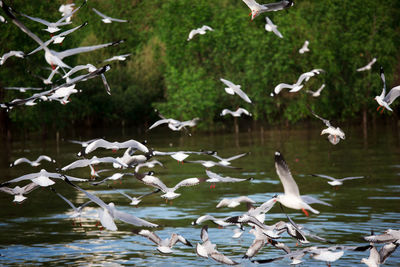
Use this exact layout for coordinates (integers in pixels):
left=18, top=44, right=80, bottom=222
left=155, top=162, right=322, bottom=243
left=0, top=125, right=399, bottom=266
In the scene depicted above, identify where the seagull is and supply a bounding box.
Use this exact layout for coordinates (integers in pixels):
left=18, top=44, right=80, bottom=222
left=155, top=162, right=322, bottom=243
left=357, top=58, right=377, bottom=72
left=69, top=138, right=101, bottom=148
left=311, top=174, right=365, bottom=187
left=0, top=50, right=24, bottom=65
left=133, top=229, right=192, bottom=254
left=134, top=171, right=203, bottom=200
left=306, top=84, right=326, bottom=97
left=364, top=229, right=400, bottom=244
left=21, top=1, right=86, bottom=33
left=58, top=3, right=75, bottom=23
left=0, top=169, right=87, bottom=187
left=191, top=215, right=236, bottom=227
left=196, top=225, right=238, bottom=265
left=265, top=16, right=283, bottom=38
left=61, top=156, right=128, bottom=171
left=242, top=0, right=294, bottom=20
left=103, top=53, right=131, bottom=62
left=210, top=151, right=249, bottom=166
left=114, top=188, right=161, bottom=206
left=216, top=196, right=255, bottom=208
left=205, top=170, right=250, bottom=184
left=184, top=159, right=242, bottom=169
left=112, top=147, right=154, bottom=168
left=10, top=155, right=55, bottom=167
left=92, top=8, right=128, bottom=23
left=274, top=69, right=324, bottom=95
left=0, top=182, right=39, bottom=203
left=48, top=84, right=80, bottom=104
left=309, top=108, right=345, bottom=145
left=153, top=150, right=212, bottom=162
left=83, top=138, right=149, bottom=155
left=134, top=159, right=164, bottom=172
left=187, top=25, right=214, bottom=41
left=64, top=178, right=157, bottom=230
left=1, top=2, right=123, bottom=70
left=375, top=66, right=400, bottom=112
left=299, top=40, right=310, bottom=54
left=91, top=172, right=134, bottom=186
left=220, top=108, right=252, bottom=117
left=225, top=214, right=281, bottom=239
left=243, top=225, right=290, bottom=259
left=50, top=187, right=92, bottom=218
left=274, top=151, right=331, bottom=216
left=220, top=78, right=252, bottom=103
left=148, top=117, right=200, bottom=135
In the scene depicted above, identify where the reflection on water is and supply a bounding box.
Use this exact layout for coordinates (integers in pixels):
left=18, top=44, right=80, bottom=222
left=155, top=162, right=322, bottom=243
left=0, top=125, right=399, bottom=266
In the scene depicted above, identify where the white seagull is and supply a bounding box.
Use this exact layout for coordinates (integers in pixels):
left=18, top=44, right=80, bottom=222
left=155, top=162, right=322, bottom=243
left=196, top=225, right=238, bottom=265
left=305, top=84, right=326, bottom=97
left=311, top=174, right=365, bottom=187
left=0, top=182, right=39, bottom=203
left=134, top=171, right=203, bottom=200
left=375, top=66, right=400, bottom=112
left=58, top=3, right=75, bottom=23
left=274, top=69, right=324, bottom=95
left=205, top=170, right=251, bottom=184
left=357, top=57, right=377, bottom=72
left=210, top=151, right=249, bottom=166
left=242, top=0, right=294, bottom=20
left=21, top=1, right=86, bottom=33
left=274, top=151, right=331, bottom=216
left=220, top=78, right=252, bottom=103
left=309, top=109, right=345, bottom=145
left=191, top=215, right=235, bottom=227
left=64, top=178, right=158, bottom=230
left=91, top=172, right=134, bottom=186
left=115, top=188, right=161, bottom=206
left=10, top=155, right=55, bottom=167
left=148, top=117, right=200, bottom=134
left=61, top=156, right=128, bottom=171
left=187, top=25, right=214, bottom=41
left=92, top=8, right=128, bottom=23
left=83, top=138, right=149, bottom=155
left=216, top=196, right=255, bottom=208
left=103, top=53, right=131, bottom=62
left=0, top=50, right=24, bottom=65
left=133, top=229, right=192, bottom=254
left=265, top=16, right=283, bottom=38
left=0, top=169, right=87, bottom=187
left=220, top=108, right=252, bottom=117
left=299, top=40, right=310, bottom=54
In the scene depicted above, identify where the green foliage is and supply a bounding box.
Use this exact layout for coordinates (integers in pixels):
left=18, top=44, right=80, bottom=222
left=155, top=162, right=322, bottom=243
left=0, top=0, right=399, bottom=132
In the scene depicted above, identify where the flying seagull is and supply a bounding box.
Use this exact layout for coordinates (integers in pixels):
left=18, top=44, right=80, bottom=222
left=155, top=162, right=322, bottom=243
left=220, top=78, right=252, bottom=103
left=375, top=66, right=400, bottom=113
left=309, top=108, right=345, bottom=145
left=299, top=40, right=310, bottom=54
left=242, top=0, right=294, bottom=20
left=357, top=58, right=377, bottom=72
left=187, top=25, right=214, bottom=41
left=92, top=8, right=128, bottom=23
left=265, top=16, right=283, bottom=38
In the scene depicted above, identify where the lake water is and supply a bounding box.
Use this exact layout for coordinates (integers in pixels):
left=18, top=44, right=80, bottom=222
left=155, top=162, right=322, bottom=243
left=0, top=124, right=399, bottom=266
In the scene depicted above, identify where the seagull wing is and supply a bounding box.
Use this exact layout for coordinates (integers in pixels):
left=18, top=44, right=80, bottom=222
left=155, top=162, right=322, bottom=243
left=245, top=239, right=265, bottom=258
left=64, top=178, right=109, bottom=210
left=109, top=17, right=128, bottom=23
left=233, top=86, right=252, bottom=103
left=134, top=229, right=161, bottom=245
left=379, top=67, right=386, bottom=98
left=138, top=174, right=168, bottom=193
left=55, top=40, right=123, bottom=60
left=301, top=195, right=331, bottom=206
left=309, top=109, right=331, bottom=127
left=210, top=252, right=238, bottom=265
left=274, top=152, right=300, bottom=197
left=242, top=0, right=259, bottom=9
left=384, top=85, right=400, bottom=105
left=200, top=225, right=209, bottom=242
left=311, top=174, right=337, bottom=181
left=274, top=83, right=294, bottom=94
left=220, top=78, right=237, bottom=88
left=339, top=176, right=365, bottom=182
left=224, top=152, right=249, bottom=162
left=21, top=13, right=51, bottom=26
left=148, top=119, right=172, bottom=130
left=379, top=242, right=399, bottom=264
left=51, top=188, right=78, bottom=212
left=169, top=233, right=192, bottom=247
left=92, top=8, right=108, bottom=19
left=114, top=209, right=158, bottom=227
left=173, top=177, right=201, bottom=191
left=36, top=155, right=53, bottom=163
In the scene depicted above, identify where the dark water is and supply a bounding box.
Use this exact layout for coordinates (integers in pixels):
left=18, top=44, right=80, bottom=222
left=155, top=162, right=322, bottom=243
left=0, top=125, right=399, bottom=266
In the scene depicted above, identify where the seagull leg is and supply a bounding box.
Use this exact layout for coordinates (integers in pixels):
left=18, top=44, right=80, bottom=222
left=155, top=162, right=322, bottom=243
left=301, top=208, right=309, bottom=217
left=376, top=105, right=381, bottom=111
left=380, top=107, right=385, bottom=114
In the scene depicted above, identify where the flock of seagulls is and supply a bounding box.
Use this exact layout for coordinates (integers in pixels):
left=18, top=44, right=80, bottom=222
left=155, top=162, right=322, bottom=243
left=0, top=0, right=399, bottom=266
